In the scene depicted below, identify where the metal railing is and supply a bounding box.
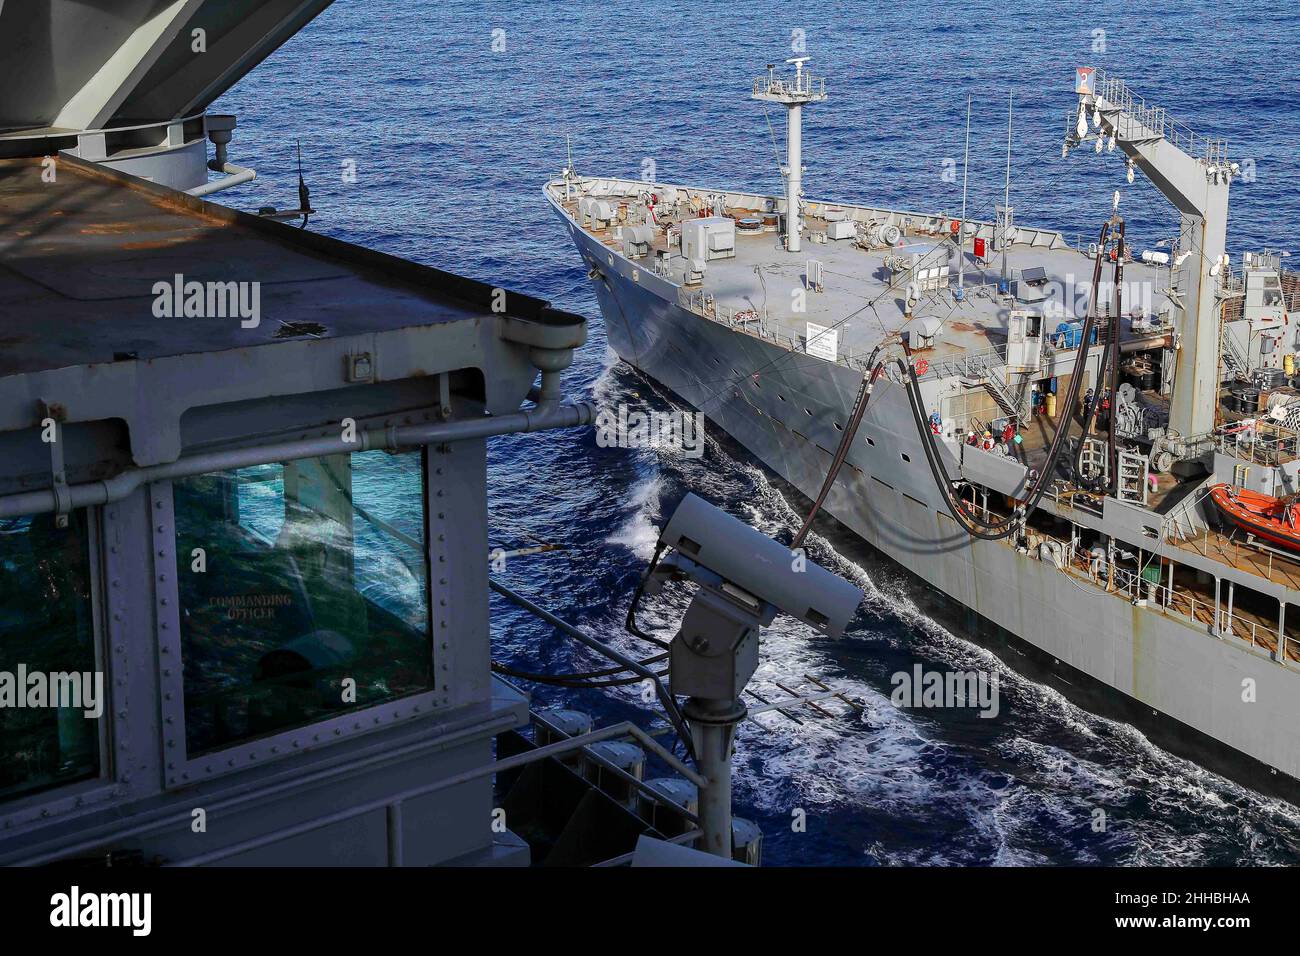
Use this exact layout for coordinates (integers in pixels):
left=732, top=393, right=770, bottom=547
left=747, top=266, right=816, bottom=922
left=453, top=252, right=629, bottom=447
left=1216, top=419, right=1300, bottom=466
left=1220, top=322, right=1248, bottom=376
left=173, top=719, right=706, bottom=867
left=1058, top=541, right=1286, bottom=657
left=1217, top=261, right=1244, bottom=299
left=1093, top=70, right=1228, bottom=166
left=950, top=480, right=1294, bottom=660
left=676, top=287, right=879, bottom=372
left=919, top=316, right=1124, bottom=387
left=752, top=74, right=826, bottom=99
left=916, top=344, right=1007, bottom=382
left=679, top=287, right=763, bottom=330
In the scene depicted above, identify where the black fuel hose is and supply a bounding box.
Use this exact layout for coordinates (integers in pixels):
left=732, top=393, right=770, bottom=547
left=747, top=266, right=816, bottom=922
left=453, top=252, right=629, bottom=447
left=1016, top=220, right=1112, bottom=515
left=898, top=220, right=1115, bottom=538
left=793, top=346, right=884, bottom=549
left=898, top=351, right=1020, bottom=539
left=1073, top=219, right=1126, bottom=490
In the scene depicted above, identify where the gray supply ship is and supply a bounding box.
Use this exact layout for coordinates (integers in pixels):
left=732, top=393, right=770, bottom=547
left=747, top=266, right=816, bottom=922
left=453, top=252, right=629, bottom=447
left=549, top=60, right=1300, bottom=798
left=0, top=5, right=864, bottom=866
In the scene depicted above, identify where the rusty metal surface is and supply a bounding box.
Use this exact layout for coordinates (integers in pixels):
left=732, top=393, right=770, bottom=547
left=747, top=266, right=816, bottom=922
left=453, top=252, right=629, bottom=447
left=0, top=154, right=553, bottom=377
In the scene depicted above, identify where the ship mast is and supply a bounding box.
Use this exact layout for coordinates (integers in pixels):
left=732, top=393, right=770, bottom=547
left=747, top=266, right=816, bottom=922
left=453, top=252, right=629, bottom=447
left=752, top=57, right=827, bottom=254
left=1000, top=92, right=1013, bottom=292
left=955, top=95, right=971, bottom=300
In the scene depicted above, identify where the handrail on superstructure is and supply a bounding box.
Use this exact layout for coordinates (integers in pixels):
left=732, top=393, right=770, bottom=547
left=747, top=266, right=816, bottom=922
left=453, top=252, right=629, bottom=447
left=172, top=720, right=706, bottom=867
left=1092, top=70, right=1227, bottom=165
left=752, top=74, right=826, bottom=99
left=0, top=400, right=598, bottom=520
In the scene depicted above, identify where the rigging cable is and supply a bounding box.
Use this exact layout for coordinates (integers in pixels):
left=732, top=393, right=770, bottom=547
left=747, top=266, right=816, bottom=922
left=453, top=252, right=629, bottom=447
left=489, top=575, right=693, bottom=757
left=761, top=101, right=786, bottom=192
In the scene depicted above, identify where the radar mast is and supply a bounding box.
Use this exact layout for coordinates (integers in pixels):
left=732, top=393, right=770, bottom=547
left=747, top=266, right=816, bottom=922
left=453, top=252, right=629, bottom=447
left=752, top=57, right=827, bottom=254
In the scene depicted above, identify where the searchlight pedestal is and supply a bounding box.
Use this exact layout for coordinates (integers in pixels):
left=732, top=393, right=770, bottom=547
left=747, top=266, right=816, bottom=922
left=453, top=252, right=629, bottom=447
left=753, top=58, right=827, bottom=255
left=643, top=493, right=863, bottom=859
left=671, top=581, right=766, bottom=859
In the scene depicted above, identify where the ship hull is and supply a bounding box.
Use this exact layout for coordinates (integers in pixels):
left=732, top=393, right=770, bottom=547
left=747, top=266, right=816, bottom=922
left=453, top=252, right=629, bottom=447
left=562, top=219, right=1300, bottom=801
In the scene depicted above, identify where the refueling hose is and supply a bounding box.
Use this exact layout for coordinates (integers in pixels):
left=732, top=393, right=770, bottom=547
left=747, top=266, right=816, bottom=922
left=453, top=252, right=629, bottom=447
left=843, top=219, right=1114, bottom=541
left=1073, top=217, right=1126, bottom=491
left=897, top=349, right=1021, bottom=539
left=792, top=346, right=883, bottom=549
left=1014, top=220, right=1113, bottom=516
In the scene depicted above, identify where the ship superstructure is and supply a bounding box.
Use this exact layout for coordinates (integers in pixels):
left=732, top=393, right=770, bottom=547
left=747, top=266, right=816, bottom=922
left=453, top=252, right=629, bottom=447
left=0, top=10, right=876, bottom=868
left=0, top=0, right=337, bottom=195
left=549, top=62, right=1300, bottom=798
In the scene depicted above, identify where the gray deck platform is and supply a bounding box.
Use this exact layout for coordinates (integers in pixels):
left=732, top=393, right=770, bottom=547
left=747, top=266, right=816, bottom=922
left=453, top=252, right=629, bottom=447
left=0, top=155, right=564, bottom=377
left=0, top=155, right=584, bottom=468
left=554, top=180, right=1168, bottom=365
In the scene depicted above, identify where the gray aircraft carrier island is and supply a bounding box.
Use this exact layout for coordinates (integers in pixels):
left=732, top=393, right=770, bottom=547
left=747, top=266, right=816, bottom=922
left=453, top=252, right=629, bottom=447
left=550, top=62, right=1300, bottom=799
left=0, top=149, right=862, bottom=866
left=0, top=0, right=878, bottom=864
left=0, top=151, right=593, bottom=865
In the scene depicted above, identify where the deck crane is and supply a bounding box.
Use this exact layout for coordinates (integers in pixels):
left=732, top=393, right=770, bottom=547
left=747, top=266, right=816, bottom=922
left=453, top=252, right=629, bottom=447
left=1064, top=67, right=1239, bottom=471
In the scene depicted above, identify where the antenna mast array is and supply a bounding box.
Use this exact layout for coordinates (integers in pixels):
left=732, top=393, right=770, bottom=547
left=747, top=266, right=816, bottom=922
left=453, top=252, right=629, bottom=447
left=752, top=57, right=827, bottom=254
left=955, top=95, right=971, bottom=300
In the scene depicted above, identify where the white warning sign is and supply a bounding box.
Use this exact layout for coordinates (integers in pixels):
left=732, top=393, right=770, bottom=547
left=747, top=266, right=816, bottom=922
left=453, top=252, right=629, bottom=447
left=805, top=322, right=838, bottom=362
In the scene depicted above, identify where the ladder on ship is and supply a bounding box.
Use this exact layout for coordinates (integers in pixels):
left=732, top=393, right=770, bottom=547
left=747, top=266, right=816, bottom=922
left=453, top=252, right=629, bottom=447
left=961, top=353, right=1027, bottom=418
left=1116, top=448, right=1149, bottom=506
left=1219, top=316, right=1248, bottom=380
left=1078, top=436, right=1109, bottom=485
left=985, top=365, right=1030, bottom=418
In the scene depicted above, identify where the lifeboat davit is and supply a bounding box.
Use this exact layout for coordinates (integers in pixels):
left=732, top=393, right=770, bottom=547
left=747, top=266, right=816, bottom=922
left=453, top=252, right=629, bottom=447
left=1208, top=483, right=1300, bottom=552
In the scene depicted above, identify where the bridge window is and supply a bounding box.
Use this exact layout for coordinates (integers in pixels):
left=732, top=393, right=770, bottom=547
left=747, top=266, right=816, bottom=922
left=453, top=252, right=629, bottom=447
left=173, top=449, right=432, bottom=756
left=0, top=510, right=100, bottom=803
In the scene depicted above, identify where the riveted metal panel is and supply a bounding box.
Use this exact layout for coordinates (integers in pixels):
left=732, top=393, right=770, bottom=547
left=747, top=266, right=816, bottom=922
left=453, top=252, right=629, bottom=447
left=0, top=499, right=158, bottom=839
left=428, top=437, right=492, bottom=710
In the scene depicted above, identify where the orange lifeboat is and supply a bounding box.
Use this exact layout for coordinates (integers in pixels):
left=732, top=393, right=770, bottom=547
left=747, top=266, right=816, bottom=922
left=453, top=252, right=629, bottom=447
left=1208, top=483, right=1300, bottom=552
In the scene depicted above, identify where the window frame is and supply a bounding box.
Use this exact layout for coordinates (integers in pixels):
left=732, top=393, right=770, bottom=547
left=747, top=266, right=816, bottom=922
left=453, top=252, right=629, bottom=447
left=153, top=448, right=441, bottom=790
left=0, top=506, right=120, bottom=829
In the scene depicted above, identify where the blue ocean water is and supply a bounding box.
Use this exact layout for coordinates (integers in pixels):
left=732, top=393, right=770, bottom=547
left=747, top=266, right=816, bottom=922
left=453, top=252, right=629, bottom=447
left=217, top=0, right=1300, bottom=865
